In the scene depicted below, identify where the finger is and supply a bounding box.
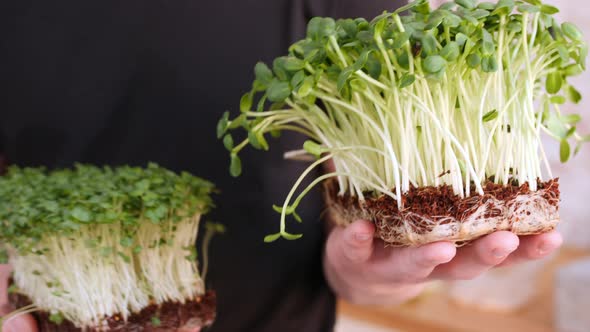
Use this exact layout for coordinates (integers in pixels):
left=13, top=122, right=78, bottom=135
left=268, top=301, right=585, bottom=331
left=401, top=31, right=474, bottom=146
left=326, top=219, right=375, bottom=265
left=1, top=266, right=38, bottom=332
left=178, top=327, right=201, bottom=332
left=1, top=313, right=38, bottom=332
left=178, top=318, right=203, bottom=332
left=430, top=231, right=519, bottom=280
left=323, top=159, right=335, bottom=173
left=369, top=241, right=456, bottom=284
left=498, top=231, right=563, bottom=267
left=0, top=265, right=13, bottom=304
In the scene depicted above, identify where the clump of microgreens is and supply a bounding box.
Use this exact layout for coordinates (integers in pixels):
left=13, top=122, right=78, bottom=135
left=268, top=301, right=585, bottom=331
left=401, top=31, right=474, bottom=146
left=0, top=164, right=222, bottom=329
left=218, top=0, right=588, bottom=242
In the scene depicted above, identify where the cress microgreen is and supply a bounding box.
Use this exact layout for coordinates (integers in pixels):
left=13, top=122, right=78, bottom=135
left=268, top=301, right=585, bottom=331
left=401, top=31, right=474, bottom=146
left=0, top=163, right=216, bottom=329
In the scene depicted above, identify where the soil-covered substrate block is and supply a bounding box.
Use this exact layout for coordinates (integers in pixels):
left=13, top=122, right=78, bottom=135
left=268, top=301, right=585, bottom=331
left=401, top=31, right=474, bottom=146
left=323, top=178, right=560, bottom=246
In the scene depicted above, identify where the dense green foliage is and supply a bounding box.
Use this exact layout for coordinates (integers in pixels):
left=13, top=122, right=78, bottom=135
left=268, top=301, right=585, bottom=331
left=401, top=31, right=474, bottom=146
left=0, top=163, right=215, bottom=254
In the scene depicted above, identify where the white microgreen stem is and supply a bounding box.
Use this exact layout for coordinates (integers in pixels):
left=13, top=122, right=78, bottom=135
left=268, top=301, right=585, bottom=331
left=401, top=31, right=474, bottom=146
left=9, top=214, right=205, bottom=329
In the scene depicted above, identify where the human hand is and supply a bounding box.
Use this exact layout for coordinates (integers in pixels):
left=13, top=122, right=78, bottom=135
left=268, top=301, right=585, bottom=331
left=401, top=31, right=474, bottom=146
left=0, top=265, right=37, bottom=332
left=323, top=219, right=563, bottom=305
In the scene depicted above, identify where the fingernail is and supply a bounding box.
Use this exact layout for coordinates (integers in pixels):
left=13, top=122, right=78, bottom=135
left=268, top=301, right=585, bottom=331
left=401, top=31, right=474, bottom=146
left=354, top=233, right=371, bottom=242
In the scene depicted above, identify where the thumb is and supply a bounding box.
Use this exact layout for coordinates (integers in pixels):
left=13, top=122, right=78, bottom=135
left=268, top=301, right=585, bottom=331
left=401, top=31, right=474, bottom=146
left=1, top=305, right=38, bottom=332
left=327, top=219, right=375, bottom=265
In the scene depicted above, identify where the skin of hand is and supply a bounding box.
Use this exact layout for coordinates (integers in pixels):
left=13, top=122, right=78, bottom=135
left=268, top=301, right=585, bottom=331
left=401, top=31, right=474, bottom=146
left=0, top=264, right=201, bottom=332
left=323, top=219, right=563, bottom=305
left=321, top=157, right=563, bottom=305
left=0, top=264, right=37, bottom=332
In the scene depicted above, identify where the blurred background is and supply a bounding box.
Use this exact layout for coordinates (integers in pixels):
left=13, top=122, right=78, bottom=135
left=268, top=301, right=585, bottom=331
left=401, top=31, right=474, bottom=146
left=336, top=0, right=590, bottom=331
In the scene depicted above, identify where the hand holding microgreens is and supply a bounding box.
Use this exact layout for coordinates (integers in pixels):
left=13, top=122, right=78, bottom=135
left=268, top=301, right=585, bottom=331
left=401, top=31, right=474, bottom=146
left=0, top=163, right=220, bottom=330
left=219, top=0, right=587, bottom=245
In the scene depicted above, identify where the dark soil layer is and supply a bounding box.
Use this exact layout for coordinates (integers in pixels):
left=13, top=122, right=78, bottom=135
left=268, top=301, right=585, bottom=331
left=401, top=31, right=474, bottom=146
left=322, top=178, right=560, bottom=245
left=325, top=178, right=560, bottom=220
left=9, top=291, right=216, bottom=332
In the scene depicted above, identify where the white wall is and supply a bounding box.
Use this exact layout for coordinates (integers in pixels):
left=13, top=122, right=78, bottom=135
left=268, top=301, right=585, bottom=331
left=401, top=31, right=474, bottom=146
left=543, top=0, right=590, bottom=249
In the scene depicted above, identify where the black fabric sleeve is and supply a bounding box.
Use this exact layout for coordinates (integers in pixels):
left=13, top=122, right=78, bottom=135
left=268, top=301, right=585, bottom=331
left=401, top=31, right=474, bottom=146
left=306, top=0, right=407, bottom=19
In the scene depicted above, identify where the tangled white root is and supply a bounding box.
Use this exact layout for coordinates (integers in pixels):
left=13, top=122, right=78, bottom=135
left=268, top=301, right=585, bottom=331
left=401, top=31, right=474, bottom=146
left=324, top=181, right=560, bottom=247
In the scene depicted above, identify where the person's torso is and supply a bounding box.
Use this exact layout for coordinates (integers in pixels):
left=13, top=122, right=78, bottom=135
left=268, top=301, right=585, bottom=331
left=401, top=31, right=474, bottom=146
left=0, top=1, right=403, bottom=330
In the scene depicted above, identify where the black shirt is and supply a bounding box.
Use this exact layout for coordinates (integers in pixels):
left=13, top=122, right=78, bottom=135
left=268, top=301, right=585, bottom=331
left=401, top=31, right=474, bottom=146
left=0, top=1, right=402, bottom=331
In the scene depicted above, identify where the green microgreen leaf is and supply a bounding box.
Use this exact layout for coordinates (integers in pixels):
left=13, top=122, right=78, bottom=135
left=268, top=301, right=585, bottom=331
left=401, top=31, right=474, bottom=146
left=467, top=53, right=481, bottom=68
left=248, top=131, right=262, bottom=149
left=441, top=42, right=460, bottom=61
left=563, top=64, right=583, bottom=77
left=567, top=86, right=582, bottom=104
left=455, top=33, right=468, bottom=47
left=7, top=284, right=18, bottom=294
left=471, top=9, right=490, bottom=19
left=281, top=232, right=303, bottom=240
left=517, top=4, right=540, bottom=13
left=216, top=111, right=230, bottom=138
left=120, top=237, right=133, bottom=248
left=117, top=252, right=131, bottom=263
left=481, top=55, right=498, bottom=72
left=151, top=316, right=162, bottom=327
left=185, top=246, right=198, bottom=261
left=223, top=134, right=234, bottom=151
left=267, top=81, right=292, bottom=102
left=562, top=22, right=583, bottom=41
left=481, top=29, right=495, bottom=55
left=482, top=109, right=499, bottom=122
left=145, top=205, right=168, bottom=223
left=297, top=76, right=315, bottom=97
left=292, top=211, right=302, bottom=223
left=240, top=92, right=253, bottom=112
left=303, top=140, right=324, bottom=158
left=540, top=4, right=559, bottom=15
left=71, top=206, right=91, bottom=223
left=365, top=53, right=382, bottom=79
left=423, top=55, right=446, bottom=74
left=455, top=0, right=476, bottom=10
left=560, top=114, right=582, bottom=124
left=254, top=62, right=273, bottom=86
left=493, top=0, right=515, bottom=15
left=546, top=72, right=563, bottom=94
left=421, top=34, right=438, bottom=55
left=49, top=313, right=64, bottom=325
left=550, top=95, right=566, bottom=104
left=399, top=74, right=416, bottom=88
left=283, top=57, right=305, bottom=71
left=230, top=154, right=242, bottom=177
left=560, top=140, right=571, bottom=162
left=557, top=45, right=570, bottom=63
left=478, top=2, right=496, bottom=11
left=290, top=71, right=305, bottom=89
left=392, top=31, right=411, bottom=49
left=263, top=233, right=281, bottom=243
